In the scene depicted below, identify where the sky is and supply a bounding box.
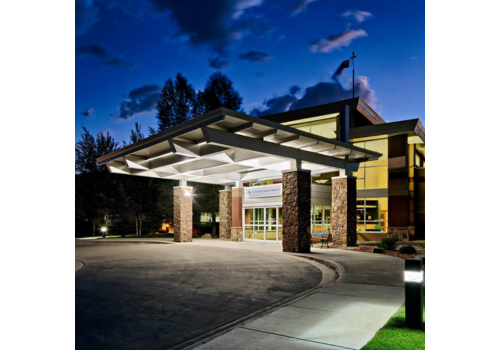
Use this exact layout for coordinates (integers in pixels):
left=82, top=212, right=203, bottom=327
left=75, top=0, right=425, bottom=143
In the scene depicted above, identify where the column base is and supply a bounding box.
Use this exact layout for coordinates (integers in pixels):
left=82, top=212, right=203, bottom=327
left=230, top=227, right=243, bottom=242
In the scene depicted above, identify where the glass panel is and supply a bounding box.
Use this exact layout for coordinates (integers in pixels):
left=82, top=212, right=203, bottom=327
left=254, top=208, right=264, bottom=225
left=313, top=206, right=322, bottom=221
left=365, top=198, right=388, bottom=232
left=244, top=209, right=253, bottom=225
left=266, top=226, right=277, bottom=240
left=245, top=227, right=253, bottom=239
left=314, top=224, right=323, bottom=232
left=278, top=207, right=283, bottom=225
left=324, top=206, right=331, bottom=223
left=255, top=226, right=265, bottom=240
left=278, top=226, right=282, bottom=240
left=357, top=199, right=365, bottom=232
left=365, top=166, right=388, bottom=189
left=266, top=207, right=277, bottom=226
left=323, top=224, right=331, bottom=233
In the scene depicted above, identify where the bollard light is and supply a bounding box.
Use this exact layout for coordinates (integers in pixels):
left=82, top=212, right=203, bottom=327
left=101, top=226, right=107, bottom=238
left=405, top=258, right=424, bottom=329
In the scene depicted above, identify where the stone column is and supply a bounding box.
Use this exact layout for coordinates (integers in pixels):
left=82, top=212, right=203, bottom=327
left=331, top=176, right=357, bottom=247
left=219, top=190, right=232, bottom=240
left=231, top=187, right=243, bottom=241
left=282, top=169, right=311, bottom=253
left=173, top=186, right=193, bottom=242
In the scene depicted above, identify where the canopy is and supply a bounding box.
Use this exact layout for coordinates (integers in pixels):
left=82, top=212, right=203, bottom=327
left=96, top=108, right=382, bottom=185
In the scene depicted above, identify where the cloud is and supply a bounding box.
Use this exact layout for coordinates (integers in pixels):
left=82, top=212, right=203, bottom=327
left=81, top=107, right=95, bottom=119
left=209, top=57, right=229, bottom=70
left=233, top=0, right=264, bottom=19
left=291, top=0, right=318, bottom=16
left=149, top=0, right=265, bottom=54
left=251, top=77, right=376, bottom=117
left=75, top=0, right=100, bottom=36
left=239, top=50, right=271, bottom=63
left=341, top=10, right=373, bottom=23
left=101, top=54, right=135, bottom=68
left=112, top=84, right=161, bottom=121
left=290, top=85, right=301, bottom=96
left=76, top=44, right=110, bottom=59
left=310, top=29, right=367, bottom=53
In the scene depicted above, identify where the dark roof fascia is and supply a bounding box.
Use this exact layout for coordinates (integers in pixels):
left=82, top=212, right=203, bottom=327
left=260, top=97, right=385, bottom=125
left=96, top=108, right=227, bottom=164
left=349, top=119, right=425, bottom=143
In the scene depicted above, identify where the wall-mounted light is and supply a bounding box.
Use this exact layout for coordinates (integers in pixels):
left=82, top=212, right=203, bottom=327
left=405, top=258, right=424, bottom=329
left=184, top=190, right=191, bottom=196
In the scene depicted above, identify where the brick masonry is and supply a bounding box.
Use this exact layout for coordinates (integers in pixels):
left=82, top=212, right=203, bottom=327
left=331, top=177, right=357, bottom=247
left=282, top=170, right=311, bottom=253
left=219, top=190, right=232, bottom=240
left=173, top=186, right=193, bottom=243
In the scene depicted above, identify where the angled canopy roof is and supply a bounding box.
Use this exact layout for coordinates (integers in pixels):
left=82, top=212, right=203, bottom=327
left=96, top=108, right=382, bottom=185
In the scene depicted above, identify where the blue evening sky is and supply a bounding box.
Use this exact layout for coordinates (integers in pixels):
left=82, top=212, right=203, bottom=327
left=75, top=0, right=424, bottom=142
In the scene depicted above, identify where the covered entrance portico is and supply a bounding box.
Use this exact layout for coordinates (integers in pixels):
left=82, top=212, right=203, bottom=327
left=96, top=107, right=381, bottom=253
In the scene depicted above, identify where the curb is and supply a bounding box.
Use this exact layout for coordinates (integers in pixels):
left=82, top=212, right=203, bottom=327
left=180, top=254, right=346, bottom=350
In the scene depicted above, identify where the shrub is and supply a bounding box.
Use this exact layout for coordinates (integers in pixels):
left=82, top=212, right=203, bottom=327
left=399, top=245, right=417, bottom=254
left=376, top=236, right=399, bottom=250
left=421, top=243, right=425, bottom=248
left=375, top=225, right=383, bottom=231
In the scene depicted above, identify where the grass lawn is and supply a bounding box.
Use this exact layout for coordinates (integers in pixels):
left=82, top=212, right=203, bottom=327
left=361, top=288, right=425, bottom=350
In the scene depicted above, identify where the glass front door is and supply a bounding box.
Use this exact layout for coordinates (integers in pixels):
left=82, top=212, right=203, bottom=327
left=244, top=206, right=282, bottom=242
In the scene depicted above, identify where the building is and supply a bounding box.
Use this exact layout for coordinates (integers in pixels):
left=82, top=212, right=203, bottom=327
left=96, top=97, right=425, bottom=252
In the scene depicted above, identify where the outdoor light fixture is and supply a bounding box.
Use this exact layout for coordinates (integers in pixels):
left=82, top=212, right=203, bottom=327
left=184, top=190, right=191, bottom=196
left=101, top=226, right=107, bottom=238
left=405, top=258, right=424, bottom=329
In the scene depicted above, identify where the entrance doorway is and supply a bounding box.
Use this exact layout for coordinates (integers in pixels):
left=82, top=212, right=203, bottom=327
left=244, top=206, right=283, bottom=243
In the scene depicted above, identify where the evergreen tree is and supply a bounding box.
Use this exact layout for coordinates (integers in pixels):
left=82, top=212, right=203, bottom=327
left=156, top=73, right=196, bottom=131
left=75, top=126, right=119, bottom=173
left=123, top=122, right=145, bottom=146
left=197, top=72, right=243, bottom=114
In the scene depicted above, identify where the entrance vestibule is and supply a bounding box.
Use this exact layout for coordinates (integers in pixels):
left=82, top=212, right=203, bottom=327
left=244, top=206, right=283, bottom=243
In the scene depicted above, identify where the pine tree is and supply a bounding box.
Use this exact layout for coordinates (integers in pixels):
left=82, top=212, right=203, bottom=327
left=198, top=72, right=243, bottom=114
left=156, top=73, right=196, bottom=131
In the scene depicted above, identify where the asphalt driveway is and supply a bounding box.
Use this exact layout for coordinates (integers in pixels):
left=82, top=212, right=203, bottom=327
left=75, top=242, right=323, bottom=349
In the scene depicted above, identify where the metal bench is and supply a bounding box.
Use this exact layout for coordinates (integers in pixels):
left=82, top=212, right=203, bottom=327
left=311, top=231, right=332, bottom=249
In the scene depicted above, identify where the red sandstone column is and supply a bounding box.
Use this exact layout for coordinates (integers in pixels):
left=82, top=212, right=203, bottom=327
left=282, top=169, right=311, bottom=253
left=230, top=187, right=243, bottom=242
left=173, top=186, right=193, bottom=242
left=331, top=176, right=357, bottom=247
left=219, top=190, right=232, bottom=240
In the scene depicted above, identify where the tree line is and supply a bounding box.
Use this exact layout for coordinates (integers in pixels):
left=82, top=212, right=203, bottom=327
left=75, top=72, right=242, bottom=237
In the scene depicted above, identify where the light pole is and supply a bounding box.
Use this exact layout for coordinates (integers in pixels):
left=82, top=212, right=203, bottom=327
left=405, top=258, right=424, bottom=329
left=350, top=52, right=357, bottom=98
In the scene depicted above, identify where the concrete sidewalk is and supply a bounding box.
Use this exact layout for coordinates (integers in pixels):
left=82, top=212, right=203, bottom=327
left=186, top=241, right=405, bottom=350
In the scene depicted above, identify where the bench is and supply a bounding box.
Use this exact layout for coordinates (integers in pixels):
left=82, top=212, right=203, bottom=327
left=311, top=231, right=332, bottom=249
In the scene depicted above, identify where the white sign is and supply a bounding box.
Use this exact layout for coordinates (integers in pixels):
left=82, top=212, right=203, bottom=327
left=244, top=184, right=282, bottom=198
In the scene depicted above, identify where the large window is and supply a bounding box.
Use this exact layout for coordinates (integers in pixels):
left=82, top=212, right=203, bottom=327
left=282, top=114, right=339, bottom=139
left=311, top=205, right=331, bottom=233
left=357, top=198, right=388, bottom=232
left=352, top=139, right=388, bottom=190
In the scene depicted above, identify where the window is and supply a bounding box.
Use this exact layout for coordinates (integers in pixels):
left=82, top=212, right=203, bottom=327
left=357, top=198, right=388, bottom=232
left=352, top=139, right=388, bottom=190
left=283, top=114, right=339, bottom=139
left=311, top=205, right=331, bottom=233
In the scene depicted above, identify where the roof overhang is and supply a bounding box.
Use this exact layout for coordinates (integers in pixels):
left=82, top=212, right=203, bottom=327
left=96, top=108, right=382, bottom=185
left=350, top=119, right=425, bottom=144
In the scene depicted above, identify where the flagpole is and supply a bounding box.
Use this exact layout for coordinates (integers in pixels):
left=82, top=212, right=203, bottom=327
left=350, top=52, right=357, bottom=99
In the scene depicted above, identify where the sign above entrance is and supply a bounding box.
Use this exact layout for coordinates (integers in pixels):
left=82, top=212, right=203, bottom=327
left=244, top=184, right=282, bottom=198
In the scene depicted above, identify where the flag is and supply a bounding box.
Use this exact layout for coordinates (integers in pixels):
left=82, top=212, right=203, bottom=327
left=332, top=60, right=349, bottom=80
